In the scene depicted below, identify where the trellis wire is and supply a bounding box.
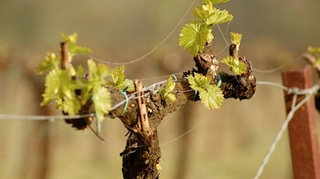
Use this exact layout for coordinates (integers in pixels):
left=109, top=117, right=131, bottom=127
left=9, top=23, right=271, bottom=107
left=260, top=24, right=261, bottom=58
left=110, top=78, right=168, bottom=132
left=252, top=54, right=303, bottom=74
left=0, top=78, right=177, bottom=121
left=252, top=62, right=291, bottom=74
left=253, top=83, right=320, bottom=179
left=257, top=81, right=289, bottom=91
left=89, top=0, right=198, bottom=65
left=0, top=81, right=290, bottom=123
left=160, top=110, right=213, bottom=147
left=0, top=114, right=94, bottom=121
left=0, top=79, right=319, bottom=179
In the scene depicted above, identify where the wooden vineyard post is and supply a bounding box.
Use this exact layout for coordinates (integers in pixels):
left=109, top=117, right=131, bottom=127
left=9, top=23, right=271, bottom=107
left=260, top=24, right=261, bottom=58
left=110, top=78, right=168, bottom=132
left=282, top=65, right=320, bottom=179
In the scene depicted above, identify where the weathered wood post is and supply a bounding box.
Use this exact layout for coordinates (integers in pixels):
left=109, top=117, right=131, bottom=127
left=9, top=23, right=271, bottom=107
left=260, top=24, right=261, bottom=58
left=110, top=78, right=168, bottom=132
left=282, top=65, right=320, bottom=179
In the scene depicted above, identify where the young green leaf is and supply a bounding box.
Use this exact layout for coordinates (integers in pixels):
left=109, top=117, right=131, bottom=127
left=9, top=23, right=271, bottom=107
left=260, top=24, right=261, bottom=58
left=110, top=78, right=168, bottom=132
left=193, top=4, right=233, bottom=26
left=60, top=32, right=77, bottom=43
left=71, top=45, right=92, bottom=55
left=187, top=73, right=211, bottom=92
left=108, top=66, right=134, bottom=92
left=221, top=56, right=247, bottom=75
left=60, top=32, right=92, bottom=56
left=41, top=72, right=59, bottom=106
left=307, top=46, right=320, bottom=67
left=160, top=75, right=176, bottom=102
left=230, top=32, right=242, bottom=50
left=41, top=69, right=71, bottom=106
left=199, top=85, right=224, bottom=109
left=92, top=87, right=111, bottom=122
left=222, top=55, right=237, bottom=67
left=188, top=73, right=224, bottom=109
left=62, top=94, right=82, bottom=115
left=308, top=46, right=320, bottom=54
left=36, top=53, right=60, bottom=74
left=179, top=22, right=213, bottom=56
left=69, top=64, right=76, bottom=76
left=86, top=59, right=112, bottom=121
left=76, top=65, right=84, bottom=77
left=207, top=8, right=233, bottom=26
left=193, top=3, right=214, bottom=23
left=88, top=59, right=110, bottom=85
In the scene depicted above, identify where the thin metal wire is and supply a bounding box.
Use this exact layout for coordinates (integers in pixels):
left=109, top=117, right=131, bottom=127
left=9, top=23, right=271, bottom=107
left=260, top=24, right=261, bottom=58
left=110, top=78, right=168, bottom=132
left=137, top=72, right=183, bottom=82
left=1, top=76, right=319, bottom=179
left=252, top=63, right=290, bottom=74
left=252, top=54, right=303, bottom=74
left=0, top=114, right=94, bottom=121
left=0, top=79, right=182, bottom=121
left=253, top=92, right=313, bottom=179
left=160, top=110, right=214, bottom=147
left=257, top=81, right=289, bottom=91
left=89, top=0, right=198, bottom=65
left=217, top=24, right=230, bottom=47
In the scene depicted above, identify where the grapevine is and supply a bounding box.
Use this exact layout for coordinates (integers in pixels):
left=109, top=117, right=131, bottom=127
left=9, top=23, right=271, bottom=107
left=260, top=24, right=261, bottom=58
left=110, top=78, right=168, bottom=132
left=36, top=0, right=256, bottom=178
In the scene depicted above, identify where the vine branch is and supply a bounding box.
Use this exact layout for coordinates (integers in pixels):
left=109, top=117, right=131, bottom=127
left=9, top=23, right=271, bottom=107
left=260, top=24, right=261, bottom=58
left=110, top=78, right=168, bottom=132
left=60, top=42, right=69, bottom=70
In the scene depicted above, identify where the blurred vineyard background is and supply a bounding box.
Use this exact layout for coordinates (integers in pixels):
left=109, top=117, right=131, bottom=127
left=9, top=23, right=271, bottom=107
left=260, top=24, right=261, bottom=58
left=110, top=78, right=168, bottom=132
left=1, top=0, right=320, bottom=179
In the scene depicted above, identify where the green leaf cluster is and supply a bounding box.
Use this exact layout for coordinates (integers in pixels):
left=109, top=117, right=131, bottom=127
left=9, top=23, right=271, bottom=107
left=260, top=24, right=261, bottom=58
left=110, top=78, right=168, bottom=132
left=160, top=75, right=176, bottom=102
left=87, top=60, right=112, bottom=121
left=60, top=32, right=92, bottom=56
left=37, top=33, right=112, bottom=122
left=221, top=32, right=246, bottom=75
left=36, top=33, right=92, bottom=75
left=230, top=32, right=242, bottom=51
left=188, top=73, right=224, bottom=109
left=179, top=23, right=213, bottom=56
left=308, top=46, right=320, bottom=54
left=179, top=0, right=233, bottom=56
left=193, top=4, right=232, bottom=26
left=36, top=53, right=60, bottom=74
left=108, top=66, right=134, bottom=92
left=221, top=56, right=247, bottom=75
